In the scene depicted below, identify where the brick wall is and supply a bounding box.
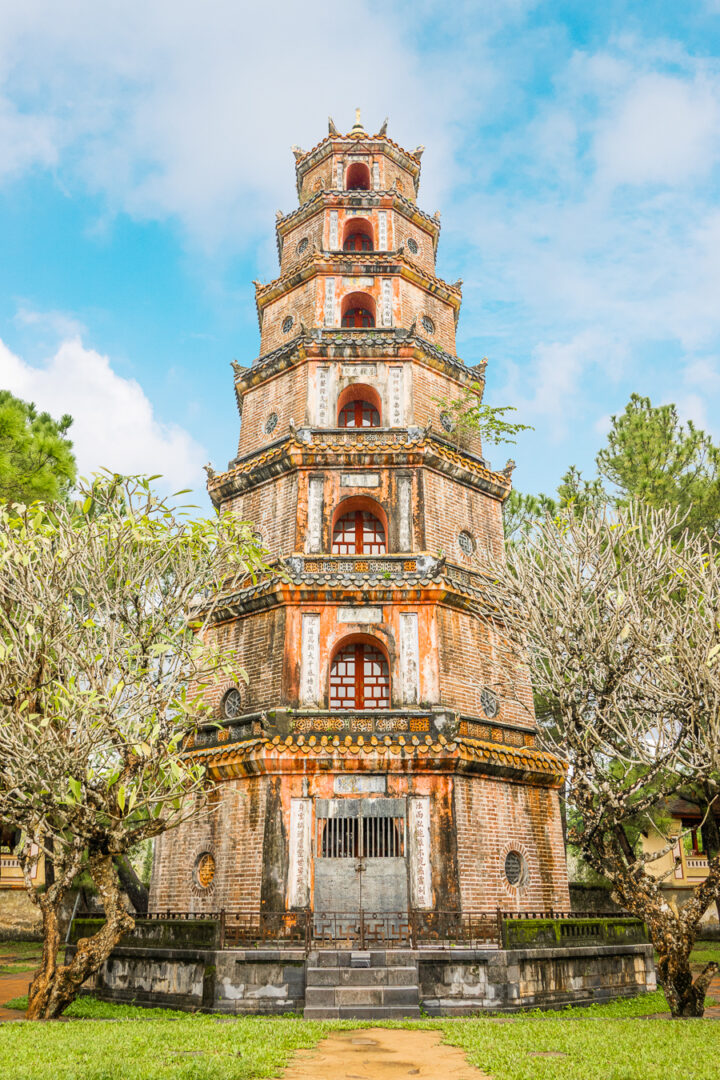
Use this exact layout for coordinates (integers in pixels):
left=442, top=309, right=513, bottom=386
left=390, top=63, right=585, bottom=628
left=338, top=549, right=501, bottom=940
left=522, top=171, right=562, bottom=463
left=399, top=278, right=456, bottom=354
left=453, top=775, right=569, bottom=913
left=279, top=211, right=325, bottom=275
left=436, top=605, right=535, bottom=724
left=421, top=469, right=504, bottom=562
left=149, top=778, right=268, bottom=912
left=237, top=363, right=308, bottom=459
left=393, top=214, right=436, bottom=275
left=411, top=363, right=484, bottom=458
left=203, top=607, right=287, bottom=716
left=224, top=473, right=298, bottom=558
left=260, top=280, right=318, bottom=354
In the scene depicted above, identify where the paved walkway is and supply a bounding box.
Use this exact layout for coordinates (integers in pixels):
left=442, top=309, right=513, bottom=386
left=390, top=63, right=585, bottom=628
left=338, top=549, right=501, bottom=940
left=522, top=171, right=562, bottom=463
left=280, top=1029, right=490, bottom=1080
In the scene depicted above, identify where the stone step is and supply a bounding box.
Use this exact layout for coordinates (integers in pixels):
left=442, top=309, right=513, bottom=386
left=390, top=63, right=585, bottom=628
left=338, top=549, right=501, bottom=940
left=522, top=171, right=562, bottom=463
left=308, top=949, right=417, bottom=968
left=306, top=965, right=418, bottom=987
left=305, top=984, right=419, bottom=1009
left=304, top=1005, right=423, bottom=1020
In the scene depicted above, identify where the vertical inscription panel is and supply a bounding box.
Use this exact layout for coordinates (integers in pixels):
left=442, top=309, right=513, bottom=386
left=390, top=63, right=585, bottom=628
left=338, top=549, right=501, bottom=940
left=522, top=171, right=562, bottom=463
left=408, top=797, right=432, bottom=909
left=300, top=613, right=321, bottom=705
left=399, top=612, right=420, bottom=705
left=389, top=365, right=403, bottom=426
left=287, top=798, right=312, bottom=908
left=397, top=475, right=412, bottom=550
left=306, top=476, right=324, bottom=553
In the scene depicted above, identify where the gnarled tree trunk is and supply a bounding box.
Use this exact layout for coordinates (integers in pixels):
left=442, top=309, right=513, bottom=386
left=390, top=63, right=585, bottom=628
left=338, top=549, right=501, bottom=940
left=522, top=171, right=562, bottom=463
left=27, top=852, right=135, bottom=1020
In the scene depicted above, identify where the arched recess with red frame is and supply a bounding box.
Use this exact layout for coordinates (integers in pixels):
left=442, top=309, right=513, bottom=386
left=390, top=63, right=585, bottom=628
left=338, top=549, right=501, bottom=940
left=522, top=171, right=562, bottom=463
left=342, top=217, right=373, bottom=252
left=337, top=383, right=381, bottom=428
left=341, top=291, right=375, bottom=328
left=329, top=634, right=391, bottom=710
left=331, top=496, right=388, bottom=555
left=346, top=162, right=370, bottom=191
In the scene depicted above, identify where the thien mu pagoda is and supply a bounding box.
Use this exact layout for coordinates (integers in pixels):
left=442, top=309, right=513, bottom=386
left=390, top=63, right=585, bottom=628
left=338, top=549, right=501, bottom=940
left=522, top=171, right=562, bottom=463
left=150, top=112, right=570, bottom=937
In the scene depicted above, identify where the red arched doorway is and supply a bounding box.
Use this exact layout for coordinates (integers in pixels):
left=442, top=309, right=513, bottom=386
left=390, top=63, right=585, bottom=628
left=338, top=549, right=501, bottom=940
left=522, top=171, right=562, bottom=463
left=337, top=384, right=381, bottom=428
left=346, top=162, right=370, bottom=190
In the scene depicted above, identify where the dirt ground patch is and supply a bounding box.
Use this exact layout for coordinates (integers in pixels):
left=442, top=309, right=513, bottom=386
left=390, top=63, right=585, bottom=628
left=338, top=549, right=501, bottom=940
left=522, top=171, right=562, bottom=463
left=0, top=972, right=31, bottom=1020
left=280, top=1028, right=491, bottom=1080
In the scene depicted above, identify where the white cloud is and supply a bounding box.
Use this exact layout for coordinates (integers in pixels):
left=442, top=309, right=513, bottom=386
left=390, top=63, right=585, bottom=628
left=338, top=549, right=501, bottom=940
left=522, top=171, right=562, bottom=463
left=0, top=335, right=206, bottom=492
left=594, top=73, right=720, bottom=187
left=0, top=1, right=481, bottom=248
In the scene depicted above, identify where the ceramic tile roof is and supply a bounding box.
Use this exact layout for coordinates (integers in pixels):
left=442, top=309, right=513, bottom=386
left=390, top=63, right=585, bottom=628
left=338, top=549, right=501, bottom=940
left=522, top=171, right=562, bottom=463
left=187, top=731, right=565, bottom=786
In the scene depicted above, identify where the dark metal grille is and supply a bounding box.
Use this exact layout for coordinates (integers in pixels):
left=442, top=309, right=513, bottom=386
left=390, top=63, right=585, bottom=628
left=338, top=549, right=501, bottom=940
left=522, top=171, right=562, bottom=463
left=332, top=511, right=386, bottom=555
left=329, top=643, right=390, bottom=710
left=341, top=308, right=375, bottom=328
left=343, top=233, right=372, bottom=252
left=318, top=815, right=404, bottom=858
left=338, top=400, right=380, bottom=427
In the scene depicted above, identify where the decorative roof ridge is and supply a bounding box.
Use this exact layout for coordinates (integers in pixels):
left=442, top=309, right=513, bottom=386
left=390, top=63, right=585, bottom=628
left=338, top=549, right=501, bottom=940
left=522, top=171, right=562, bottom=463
left=254, top=250, right=461, bottom=303
left=293, top=134, right=422, bottom=169
left=247, top=328, right=467, bottom=374
left=276, top=189, right=439, bottom=231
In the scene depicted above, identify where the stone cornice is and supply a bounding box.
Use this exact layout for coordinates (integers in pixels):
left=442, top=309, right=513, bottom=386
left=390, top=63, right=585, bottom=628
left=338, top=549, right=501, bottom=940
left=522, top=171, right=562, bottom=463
left=186, top=731, right=565, bottom=789
left=209, top=430, right=511, bottom=506
left=254, top=251, right=461, bottom=325
left=275, top=190, right=440, bottom=259
left=237, top=329, right=485, bottom=390
left=204, top=553, right=503, bottom=624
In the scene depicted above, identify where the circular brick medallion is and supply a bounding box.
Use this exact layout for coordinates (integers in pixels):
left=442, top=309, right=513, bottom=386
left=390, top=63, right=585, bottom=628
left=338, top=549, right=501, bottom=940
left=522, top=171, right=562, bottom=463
left=222, top=687, right=243, bottom=719
left=421, top=315, right=435, bottom=335
left=264, top=412, right=279, bottom=435
left=407, top=237, right=418, bottom=254
left=480, top=686, right=499, bottom=718
left=297, top=237, right=309, bottom=255
left=282, top=315, right=294, bottom=333
left=195, top=852, right=216, bottom=889
left=504, top=850, right=525, bottom=886
left=440, top=411, right=453, bottom=432
left=458, top=530, right=474, bottom=556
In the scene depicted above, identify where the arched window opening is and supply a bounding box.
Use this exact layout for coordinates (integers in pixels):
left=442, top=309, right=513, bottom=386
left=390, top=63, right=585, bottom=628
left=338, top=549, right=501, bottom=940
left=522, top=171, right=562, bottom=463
left=332, top=510, right=386, bottom=555
left=344, top=232, right=372, bottom=252
left=341, top=291, right=375, bottom=329
left=329, top=642, right=390, bottom=710
left=342, top=217, right=374, bottom=252
left=342, top=307, right=374, bottom=327
left=346, top=162, right=370, bottom=190
left=338, top=400, right=380, bottom=427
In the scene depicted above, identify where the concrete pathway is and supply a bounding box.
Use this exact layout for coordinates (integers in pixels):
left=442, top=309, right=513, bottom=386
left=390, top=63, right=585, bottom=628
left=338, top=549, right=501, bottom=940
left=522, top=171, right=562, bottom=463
left=280, top=1029, right=490, bottom=1080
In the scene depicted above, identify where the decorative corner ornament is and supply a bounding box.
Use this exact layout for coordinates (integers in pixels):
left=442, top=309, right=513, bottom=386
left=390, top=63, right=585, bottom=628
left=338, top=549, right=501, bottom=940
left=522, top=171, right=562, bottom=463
left=203, top=463, right=216, bottom=480
left=328, top=116, right=339, bottom=135
left=291, top=145, right=304, bottom=160
left=413, top=144, right=425, bottom=158
left=378, top=117, right=388, bottom=136
left=502, top=459, right=517, bottom=478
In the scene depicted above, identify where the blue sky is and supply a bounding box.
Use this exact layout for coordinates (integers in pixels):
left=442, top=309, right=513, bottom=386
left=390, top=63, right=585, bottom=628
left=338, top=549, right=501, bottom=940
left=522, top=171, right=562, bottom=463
left=1, top=0, right=720, bottom=508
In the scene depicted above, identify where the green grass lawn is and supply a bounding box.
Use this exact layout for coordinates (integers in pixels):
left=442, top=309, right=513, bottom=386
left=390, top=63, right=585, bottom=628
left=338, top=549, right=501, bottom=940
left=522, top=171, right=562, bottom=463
left=0, top=940, right=43, bottom=976
left=1, top=992, right=720, bottom=1080
left=1, top=939, right=719, bottom=1079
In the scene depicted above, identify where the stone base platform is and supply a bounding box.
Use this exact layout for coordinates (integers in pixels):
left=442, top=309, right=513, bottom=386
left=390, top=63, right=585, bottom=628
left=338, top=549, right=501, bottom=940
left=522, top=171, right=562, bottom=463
left=75, top=940, right=656, bottom=1017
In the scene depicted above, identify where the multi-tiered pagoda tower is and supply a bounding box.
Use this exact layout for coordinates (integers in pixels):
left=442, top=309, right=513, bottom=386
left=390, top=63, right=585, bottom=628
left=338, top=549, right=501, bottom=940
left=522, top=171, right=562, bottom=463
left=150, top=114, right=569, bottom=924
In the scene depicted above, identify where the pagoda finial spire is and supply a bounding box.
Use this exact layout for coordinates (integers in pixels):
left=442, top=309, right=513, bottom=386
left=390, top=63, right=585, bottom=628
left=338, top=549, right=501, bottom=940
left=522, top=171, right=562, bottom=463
left=350, top=107, right=365, bottom=136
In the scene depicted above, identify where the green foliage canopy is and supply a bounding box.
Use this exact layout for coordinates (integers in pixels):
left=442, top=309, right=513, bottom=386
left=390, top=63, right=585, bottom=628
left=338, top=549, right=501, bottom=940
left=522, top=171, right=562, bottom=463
left=0, top=390, right=76, bottom=504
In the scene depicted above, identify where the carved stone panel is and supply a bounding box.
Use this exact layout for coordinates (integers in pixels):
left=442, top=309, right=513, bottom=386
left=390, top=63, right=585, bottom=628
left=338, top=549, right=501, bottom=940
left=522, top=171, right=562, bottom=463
left=408, top=796, right=432, bottom=909
left=300, top=613, right=321, bottom=705
left=306, top=477, right=324, bottom=553
left=287, top=798, right=312, bottom=908
left=399, top=612, right=420, bottom=705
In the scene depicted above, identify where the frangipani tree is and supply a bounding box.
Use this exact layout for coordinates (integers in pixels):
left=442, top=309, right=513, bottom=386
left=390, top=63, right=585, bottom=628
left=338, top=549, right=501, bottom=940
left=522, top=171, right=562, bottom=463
left=483, top=503, right=720, bottom=1017
left=0, top=474, right=267, bottom=1019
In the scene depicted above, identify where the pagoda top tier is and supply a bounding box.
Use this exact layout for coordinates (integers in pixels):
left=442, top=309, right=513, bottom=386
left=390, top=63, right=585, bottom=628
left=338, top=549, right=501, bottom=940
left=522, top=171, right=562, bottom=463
left=292, top=111, right=424, bottom=204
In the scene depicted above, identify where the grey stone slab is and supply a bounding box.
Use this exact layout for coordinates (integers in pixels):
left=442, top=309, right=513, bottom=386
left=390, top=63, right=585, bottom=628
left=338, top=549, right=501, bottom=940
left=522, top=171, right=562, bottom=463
left=382, top=986, right=420, bottom=1007
left=388, top=966, right=418, bottom=985
left=314, top=951, right=340, bottom=968
left=304, top=987, right=336, bottom=1007
left=334, top=986, right=384, bottom=1006
left=385, top=950, right=416, bottom=966
left=303, top=1007, right=340, bottom=1019
left=337, top=1005, right=422, bottom=1019
left=305, top=968, right=341, bottom=987
left=338, top=967, right=389, bottom=986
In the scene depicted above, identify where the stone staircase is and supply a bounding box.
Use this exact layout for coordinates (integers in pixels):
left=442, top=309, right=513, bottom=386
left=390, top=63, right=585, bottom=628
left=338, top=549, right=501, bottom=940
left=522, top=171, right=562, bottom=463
left=304, top=948, right=421, bottom=1019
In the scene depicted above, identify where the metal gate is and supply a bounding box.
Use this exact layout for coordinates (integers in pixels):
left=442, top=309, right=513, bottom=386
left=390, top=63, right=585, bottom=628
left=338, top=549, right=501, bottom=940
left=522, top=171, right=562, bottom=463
left=313, top=798, right=408, bottom=932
